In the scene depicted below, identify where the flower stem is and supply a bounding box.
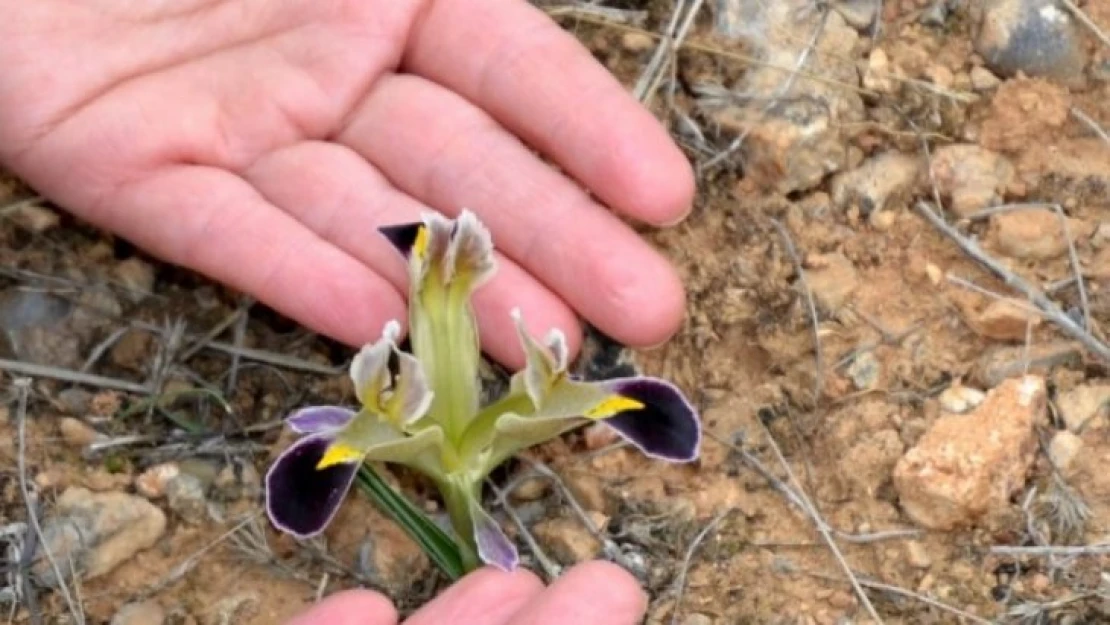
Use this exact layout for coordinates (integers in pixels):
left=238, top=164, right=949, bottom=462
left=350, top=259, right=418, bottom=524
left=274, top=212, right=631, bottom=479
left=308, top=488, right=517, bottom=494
left=439, top=476, right=482, bottom=573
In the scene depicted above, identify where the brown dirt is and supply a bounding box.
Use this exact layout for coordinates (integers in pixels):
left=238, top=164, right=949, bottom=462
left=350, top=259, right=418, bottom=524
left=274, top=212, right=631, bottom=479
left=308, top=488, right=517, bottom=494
left=4, top=2, right=1110, bottom=624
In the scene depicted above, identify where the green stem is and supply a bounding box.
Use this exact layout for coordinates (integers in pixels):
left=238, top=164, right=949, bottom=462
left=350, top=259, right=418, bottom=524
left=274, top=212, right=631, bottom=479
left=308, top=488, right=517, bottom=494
left=439, top=476, right=482, bottom=573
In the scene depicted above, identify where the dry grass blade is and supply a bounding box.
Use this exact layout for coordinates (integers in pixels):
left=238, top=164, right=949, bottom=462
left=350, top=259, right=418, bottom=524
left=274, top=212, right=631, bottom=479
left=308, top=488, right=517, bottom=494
left=770, top=219, right=823, bottom=404
left=0, top=358, right=149, bottom=394
left=668, top=507, right=734, bottom=625
left=914, top=201, right=1110, bottom=363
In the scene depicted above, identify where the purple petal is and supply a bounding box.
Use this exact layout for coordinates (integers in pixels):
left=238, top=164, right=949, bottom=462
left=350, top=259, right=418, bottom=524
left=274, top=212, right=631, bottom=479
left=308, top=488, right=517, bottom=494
left=265, top=434, right=359, bottom=539
left=471, top=502, right=518, bottom=572
left=286, top=406, right=357, bottom=434
left=603, top=378, right=701, bottom=462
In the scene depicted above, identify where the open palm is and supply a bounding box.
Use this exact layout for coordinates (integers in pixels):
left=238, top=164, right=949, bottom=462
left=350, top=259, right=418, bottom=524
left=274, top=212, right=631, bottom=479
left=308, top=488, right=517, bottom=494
left=0, top=0, right=693, bottom=367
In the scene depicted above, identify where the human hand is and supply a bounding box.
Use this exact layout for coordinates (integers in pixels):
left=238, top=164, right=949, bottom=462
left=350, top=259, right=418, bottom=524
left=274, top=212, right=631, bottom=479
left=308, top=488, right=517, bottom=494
left=0, top=0, right=693, bottom=367
left=286, top=561, right=647, bottom=625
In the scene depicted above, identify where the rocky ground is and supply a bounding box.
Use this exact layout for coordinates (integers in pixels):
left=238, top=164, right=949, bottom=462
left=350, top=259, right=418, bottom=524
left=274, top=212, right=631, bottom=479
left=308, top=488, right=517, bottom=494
left=3, top=0, right=1110, bottom=623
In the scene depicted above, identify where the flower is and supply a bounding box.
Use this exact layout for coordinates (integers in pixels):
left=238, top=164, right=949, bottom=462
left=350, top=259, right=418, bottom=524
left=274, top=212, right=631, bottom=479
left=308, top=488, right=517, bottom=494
left=265, top=210, right=701, bottom=572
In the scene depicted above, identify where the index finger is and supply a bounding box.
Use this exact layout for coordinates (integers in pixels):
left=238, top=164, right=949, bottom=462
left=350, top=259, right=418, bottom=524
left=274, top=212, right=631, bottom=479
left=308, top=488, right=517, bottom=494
left=402, top=0, right=694, bottom=227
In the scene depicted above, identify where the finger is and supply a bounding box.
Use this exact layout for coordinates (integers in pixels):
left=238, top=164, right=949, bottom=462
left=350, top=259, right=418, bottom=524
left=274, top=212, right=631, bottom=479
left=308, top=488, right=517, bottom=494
left=508, top=561, right=647, bottom=625
left=403, top=0, right=694, bottom=226
left=285, top=589, right=397, bottom=625
left=405, top=567, right=545, bottom=625
left=87, top=164, right=407, bottom=346
left=337, top=74, right=686, bottom=348
left=242, top=140, right=582, bottom=368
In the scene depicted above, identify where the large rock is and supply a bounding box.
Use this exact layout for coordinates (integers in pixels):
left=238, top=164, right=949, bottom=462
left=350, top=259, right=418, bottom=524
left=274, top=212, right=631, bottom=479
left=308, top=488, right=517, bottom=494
left=893, top=376, right=1045, bottom=530
left=928, top=144, right=1014, bottom=217
left=973, top=0, right=1088, bottom=87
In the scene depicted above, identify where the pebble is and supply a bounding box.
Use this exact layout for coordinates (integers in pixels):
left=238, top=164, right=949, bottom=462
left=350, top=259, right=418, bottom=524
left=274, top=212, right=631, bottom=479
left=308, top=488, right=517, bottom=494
left=136, top=462, right=181, bottom=499
left=973, top=0, right=1087, bottom=87
left=832, top=0, right=877, bottom=30
left=619, top=31, right=654, bottom=52
left=534, top=517, right=603, bottom=564
left=563, top=471, right=608, bottom=513
left=831, top=152, right=920, bottom=215
left=970, top=66, right=1003, bottom=91
left=1054, top=384, right=1110, bottom=432
left=33, top=487, right=166, bottom=587
left=10, top=203, right=60, bottom=233
left=973, top=342, right=1083, bottom=388
left=905, top=541, right=932, bottom=569
left=681, top=615, right=714, bottom=625
left=56, top=387, right=93, bottom=415
left=937, top=383, right=986, bottom=414
left=928, top=144, right=1013, bottom=217
left=0, top=287, right=121, bottom=369
left=1048, top=431, right=1083, bottom=472
left=211, top=459, right=262, bottom=502
left=893, top=375, right=1045, bottom=530
left=990, top=208, right=1084, bottom=261
left=863, top=48, right=899, bottom=94
left=114, top=257, right=156, bottom=303
left=803, top=253, right=859, bottom=314
left=58, top=417, right=105, bottom=448
left=165, top=473, right=208, bottom=523
left=109, top=329, right=154, bottom=373
left=509, top=475, right=549, bottom=502
left=972, top=297, right=1042, bottom=341
left=846, top=351, right=881, bottom=390
left=111, top=600, right=166, bottom=625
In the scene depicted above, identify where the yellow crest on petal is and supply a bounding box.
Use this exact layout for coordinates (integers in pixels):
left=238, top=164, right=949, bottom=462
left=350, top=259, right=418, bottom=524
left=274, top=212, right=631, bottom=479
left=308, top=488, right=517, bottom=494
left=585, top=396, right=645, bottom=420
left=316, top=443, right=362, bottom=469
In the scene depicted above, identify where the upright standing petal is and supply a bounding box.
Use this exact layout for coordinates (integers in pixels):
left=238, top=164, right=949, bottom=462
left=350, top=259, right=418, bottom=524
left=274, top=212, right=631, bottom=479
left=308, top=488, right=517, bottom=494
left=388, top=348, right=435, bottom=426
left=510, top=308, right=562, bottom=407
left=349, top=321, right=400, bottom=407
left=266, top=433, right=360, bottom=539
left=286, top=406, right=357, bottom=434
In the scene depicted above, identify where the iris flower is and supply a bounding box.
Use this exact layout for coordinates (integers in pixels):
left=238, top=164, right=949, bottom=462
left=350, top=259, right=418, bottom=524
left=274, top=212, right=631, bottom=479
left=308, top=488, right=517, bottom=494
left=265, top=210, right=701, bottom=571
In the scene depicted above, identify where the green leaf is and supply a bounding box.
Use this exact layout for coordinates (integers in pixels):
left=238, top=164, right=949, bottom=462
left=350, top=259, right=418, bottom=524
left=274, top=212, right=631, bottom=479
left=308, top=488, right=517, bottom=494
left=354, top=464, right=466, bottom=580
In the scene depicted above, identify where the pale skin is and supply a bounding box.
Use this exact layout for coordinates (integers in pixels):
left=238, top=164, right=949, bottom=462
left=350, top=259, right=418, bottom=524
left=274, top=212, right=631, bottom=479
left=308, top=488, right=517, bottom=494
left=0, top=0, right=690, bottom=620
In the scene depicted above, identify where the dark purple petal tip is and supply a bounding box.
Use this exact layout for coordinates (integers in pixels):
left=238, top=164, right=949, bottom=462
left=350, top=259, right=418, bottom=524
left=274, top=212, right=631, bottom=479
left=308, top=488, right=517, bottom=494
left=604, top=378, right=701, bottom=462
left=265, top=434, right=359, bottom=539
left=286, top=406, right=356, bottom=434
left=472, top=503, right=518, bottom=572
left=378, top=222, right=423, bottom=259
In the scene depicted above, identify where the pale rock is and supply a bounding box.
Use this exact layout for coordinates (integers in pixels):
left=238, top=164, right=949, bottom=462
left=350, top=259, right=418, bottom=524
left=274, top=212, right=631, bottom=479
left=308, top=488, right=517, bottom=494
left=583, top=421, right=620, bottom=450
left=972, top=297, right=1041, bottom=341
left=863, top=48, right=898, bottom=93
left=165, top=473, right=207, bottom=523
left=682, top=615, right=714, bottom=625
left=114, top=257, right=156, bottom=302
left=991, top=208, right=1084, bottom=261
left=10, top=203, right=60, bottom=233
left=1048, top=431, right=1083, bottom=472
left=803, top=253, right=859, bottom=313
left=509, top=476, right=549, bottom=502
left=58, top=416, right=105, bottom=448
left=893, top=375, right=1045, bottom=530
left=135, top=463, right=181, bottom=499
left=846, top=351, right=881, bottom=390
left=970, top=66, right=1002, bottom=91
left=620, top=31, right=654, bottom=52
left=211, top=459, right=262, bottom=502
left=928, top=144, right=1013, bottom=217
left=535, top=517, right=602, bottom=564
left=905, top=541, right=932, bottom=569
left=973, top=342, right=1083, bottom=388
left=109, top=329, right=153, bottom=372
left=33, top=487, right=166, bottom=587
left=832, top=0, right=878, bottom=30
left=563, top=471, right=608, bottom=513
left=831, top=152, right=920, bottom=214
left=937, top=383, right=986, bottom=414
left=1055, top=384, right=1110, bottom=432
left=111, top=600, right=166, bottom=625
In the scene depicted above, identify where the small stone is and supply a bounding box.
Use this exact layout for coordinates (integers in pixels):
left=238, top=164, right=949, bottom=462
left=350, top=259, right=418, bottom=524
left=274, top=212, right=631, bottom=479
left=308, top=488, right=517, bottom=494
left=564, top=471, right=608, bottom=513
left=937, top=383, right=986, bottom=414
left=974, top=342, right=1083, bottom=388
left=974, top=0, right=1087, bottom=87
left=583, top=422, right=620, bottom=450
left=925, top=263, right=944, bottom=285
left=919, top=0, right=952, bottom=27
left=535, top=517, right=602, bottom=564
left=114, top=257, right=156, bottom=302
left=211, top=459, right=262, bottom=502
left=58, top=417, right=104, bottom=448
left=831, top=152, right=920, bottom=214
left=804, top=253, right=859, bottom=313
left=682, top=614, right=714, bottom=625
left=928, top=144, right=1013, bottom=217
left=970, top=66, right=1002, bottom=91
left=111, top=600, right=166, bottom=625
left=863, top=48, right=898, bottom=93
left=33, top=487, right=166, bottom=587
left=832, top=0, right=877, bottom=30
left=906, top=541, right=932, bottom=569
left=620, top=31, right=654, bottom=52
left=56, top=388, right=93, bottom=414
left=1055, top=384, right=1110, bottom=432
left=972, top=297, right=1042, bottom=341
left=0, top=405, right=9, bottom=426
left=991, top=208, right=1082, bottom=261
left=846, top=351, right=881, bottom=390
left=109, top=329, right=153, bottom=373
left=509, top=476, right=550, bottom=502
left=893, top=375, right=1045, bottom=530
left=165, top=473, right=208, bottom=523
left=135, top=463, right=180, bottom=499
left=10, top=203, right=61, bottom=233
left=1048, top=431, right=1083, bottom=471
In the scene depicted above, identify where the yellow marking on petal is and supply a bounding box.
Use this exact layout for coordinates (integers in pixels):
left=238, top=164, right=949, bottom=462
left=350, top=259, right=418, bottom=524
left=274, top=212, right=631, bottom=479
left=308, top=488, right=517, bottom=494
left=412, top=225, right=430, bottom=260
left=316, top=443, right=362, bottom=470
left=585, top=396, right=645, bottom=420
